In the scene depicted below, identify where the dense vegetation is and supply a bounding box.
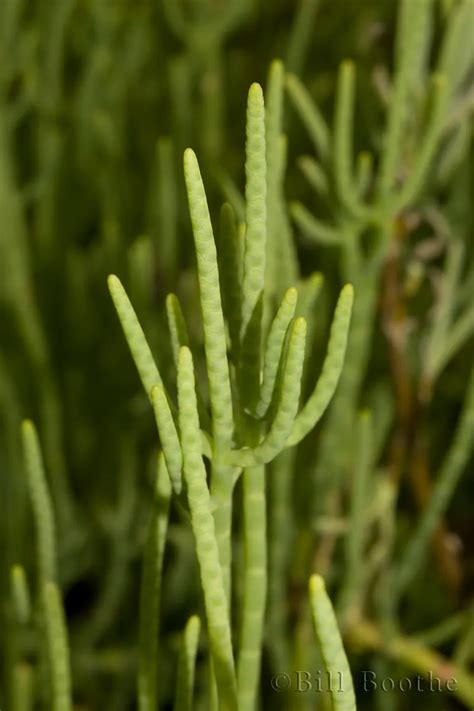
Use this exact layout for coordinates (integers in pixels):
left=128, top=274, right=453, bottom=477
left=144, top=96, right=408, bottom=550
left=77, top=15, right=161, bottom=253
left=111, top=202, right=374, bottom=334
left=0, top=1, right=473, bottom=709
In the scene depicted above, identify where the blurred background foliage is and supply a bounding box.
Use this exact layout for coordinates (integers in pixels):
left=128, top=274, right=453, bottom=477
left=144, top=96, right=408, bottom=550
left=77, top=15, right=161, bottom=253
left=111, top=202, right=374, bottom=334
left=0, top=0, right=473, bottom=709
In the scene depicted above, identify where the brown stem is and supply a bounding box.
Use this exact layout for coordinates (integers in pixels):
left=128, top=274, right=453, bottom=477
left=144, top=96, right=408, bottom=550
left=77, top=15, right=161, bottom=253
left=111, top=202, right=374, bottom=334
left=347, top=618, right=474, bottom=708
left=380, top=215, right=462, bottom=595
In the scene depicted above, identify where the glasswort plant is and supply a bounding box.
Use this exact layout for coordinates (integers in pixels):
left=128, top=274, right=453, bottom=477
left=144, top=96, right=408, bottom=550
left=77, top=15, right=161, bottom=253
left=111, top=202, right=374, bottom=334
left=108, top=81, right=354, bottom=711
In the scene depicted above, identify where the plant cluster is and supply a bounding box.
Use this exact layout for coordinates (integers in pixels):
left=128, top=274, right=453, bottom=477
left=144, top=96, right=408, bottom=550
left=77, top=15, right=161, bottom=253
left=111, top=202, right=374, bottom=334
left=0, top=1, right=473, bottom=710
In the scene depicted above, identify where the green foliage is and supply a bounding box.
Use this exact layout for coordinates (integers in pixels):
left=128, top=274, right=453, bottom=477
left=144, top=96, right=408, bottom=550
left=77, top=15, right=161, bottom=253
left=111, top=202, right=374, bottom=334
left=108, top=81, right=352, bottom=709
left=1, top=1, right=473, bottom=710
left=42, top=581, right=73, bottom=711
left=309, top=575, right=357, bottom=711
left=174, top=615, right=201, bottom=711
left=21, top=420, right=57, bottom=585
left=138, top=453, right=171, bottom=711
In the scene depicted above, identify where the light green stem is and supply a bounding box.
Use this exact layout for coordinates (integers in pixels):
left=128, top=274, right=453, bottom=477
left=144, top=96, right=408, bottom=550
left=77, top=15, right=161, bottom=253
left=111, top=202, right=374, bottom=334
left=174, top=615, right=201, bottom=711
left=42, top=581, right=73, bottom=711
left=309, top=576, right=356, bottom=711
left=238, top=465, right=267, bottom=711
left=177, top=347, right=237, bottom=711
left=21, top=420, right=57, bottom=584
left=138, top=453, right=171, bottom=711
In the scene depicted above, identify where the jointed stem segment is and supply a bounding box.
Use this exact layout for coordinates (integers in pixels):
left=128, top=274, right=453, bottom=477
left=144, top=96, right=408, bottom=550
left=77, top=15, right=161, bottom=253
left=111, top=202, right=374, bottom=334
left=177, top=347, right=238, bottom=711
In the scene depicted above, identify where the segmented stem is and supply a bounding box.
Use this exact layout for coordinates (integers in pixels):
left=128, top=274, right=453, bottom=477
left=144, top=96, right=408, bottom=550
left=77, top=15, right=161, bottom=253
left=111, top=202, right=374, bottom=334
left=240, top=83, right=267, bottom=411
left=230, top=317, right=307, bottom=467
left=184, top=149, right=234, bottom=449
left=334, top=61, right=366, bottom=219
left=237, top=465, right=267, bottom=711
left=22, top=420, right=57, bottom=583
left=256, top=287, right=298, bottom=418
left=138, top=453, right=172, bottom=711
left=285, top=73, right=330, bottom=159
left=177, top=347, right=237, bottom=711
left=151, top=385, right=182, bottom=495
left=42, top=581, right=72, bottom=711
left=108, top=275, right=163, bottom=398
left=174, top=615, right=201, bottom=711
left=309, top=575, right=356, bottom=711
left=242, top=83, right=267, bottom=335
left=287, top=284, right=354, bottom=446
